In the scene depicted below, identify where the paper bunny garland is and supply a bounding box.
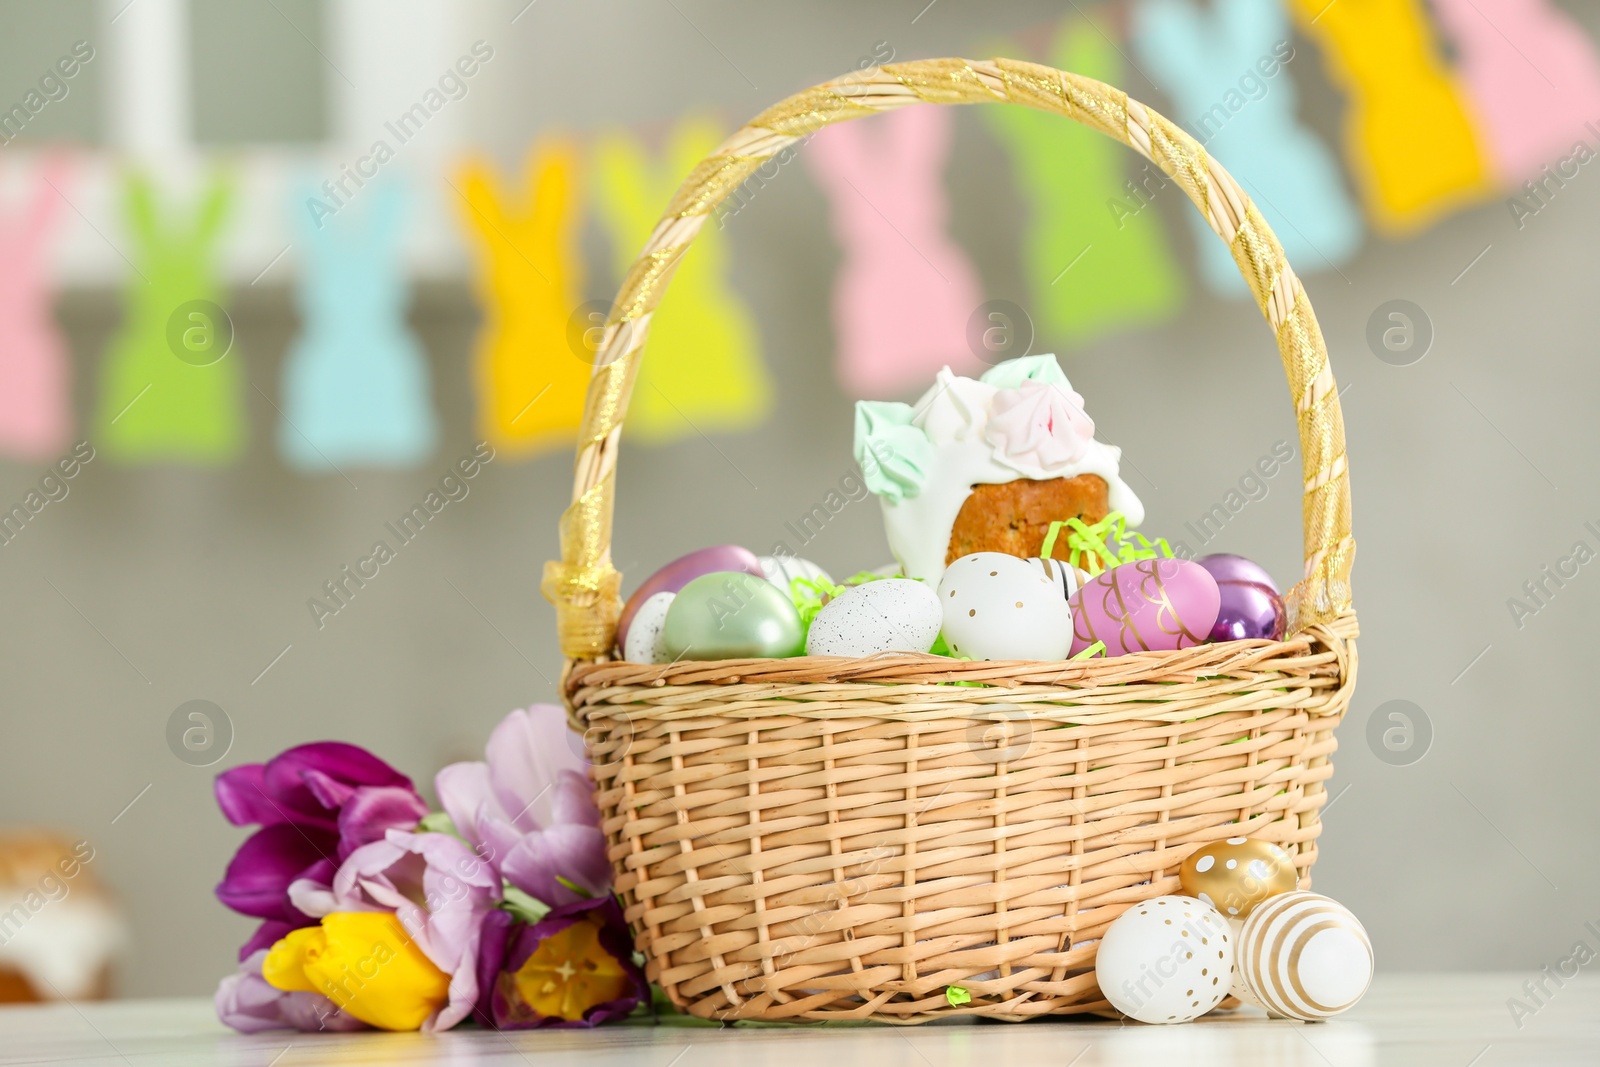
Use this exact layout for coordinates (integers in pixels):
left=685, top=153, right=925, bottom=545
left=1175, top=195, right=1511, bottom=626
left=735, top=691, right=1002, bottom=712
left=95, top=172, right=245, bottom=464
left=278, top=175, right=438, bottom=471
left=804, top=104, right=987, bottom=398
left=0, top=156, right=73, bottom=459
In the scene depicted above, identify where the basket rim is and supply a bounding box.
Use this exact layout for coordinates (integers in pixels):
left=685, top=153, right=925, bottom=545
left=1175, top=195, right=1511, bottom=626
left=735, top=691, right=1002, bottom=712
left=566, top=610, right=1357, bottom=725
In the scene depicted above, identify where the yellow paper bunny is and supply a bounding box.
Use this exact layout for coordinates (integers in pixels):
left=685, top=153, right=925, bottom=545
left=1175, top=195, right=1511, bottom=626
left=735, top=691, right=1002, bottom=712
left=454, top=142, right=589, bottom=457
left=1290, top=0, right=1493, bottom=232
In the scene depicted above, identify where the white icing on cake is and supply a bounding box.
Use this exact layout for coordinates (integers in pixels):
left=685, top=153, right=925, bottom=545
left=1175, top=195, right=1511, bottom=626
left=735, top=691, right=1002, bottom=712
left=876, top=358, right=1143, bottom=584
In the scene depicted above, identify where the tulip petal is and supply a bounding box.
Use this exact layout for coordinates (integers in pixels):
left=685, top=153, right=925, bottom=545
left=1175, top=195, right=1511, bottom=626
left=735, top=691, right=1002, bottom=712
left=216, top=950, right=368, bottom=1034
left=434, top=760, right=493, bottom=846
left=215, top=824, right=337, bottom=922
left=214, top=764, right=282, bottom=827
left=261, top=742, right=416, bottom=828
left=335, top=786, right=429, bottom=860
left=499, top=824, right=611, bottom=907
left=486, top=707, right=586, bottom=833
left=549, top=769, right=602, bottom=829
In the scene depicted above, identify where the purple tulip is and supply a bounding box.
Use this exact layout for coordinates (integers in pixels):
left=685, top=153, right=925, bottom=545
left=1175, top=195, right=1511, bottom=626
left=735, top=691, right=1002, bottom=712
left=473, top=896, right=647, bottom=1029
left=214, top=742, right=428, bottom=955
left=215, top=950, right=368, bottom=1034
left=435, top=707, right=611, bottom=909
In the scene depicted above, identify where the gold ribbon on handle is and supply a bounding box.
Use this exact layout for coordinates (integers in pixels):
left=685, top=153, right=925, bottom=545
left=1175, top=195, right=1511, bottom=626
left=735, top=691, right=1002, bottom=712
left=544, top=58, right=1355, bottom=659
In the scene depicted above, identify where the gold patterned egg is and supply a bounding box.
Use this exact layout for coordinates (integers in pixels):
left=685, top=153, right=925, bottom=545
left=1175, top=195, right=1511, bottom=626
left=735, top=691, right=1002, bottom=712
left=1178, top=836, right=1298, bottom=919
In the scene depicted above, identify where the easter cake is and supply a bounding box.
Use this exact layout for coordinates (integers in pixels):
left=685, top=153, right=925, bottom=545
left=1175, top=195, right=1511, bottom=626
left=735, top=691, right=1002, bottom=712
left=853, top=354, right=1144, bottom=582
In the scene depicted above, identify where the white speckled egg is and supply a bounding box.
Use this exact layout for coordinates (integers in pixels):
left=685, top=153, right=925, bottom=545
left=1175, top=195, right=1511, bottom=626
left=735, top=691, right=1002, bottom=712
left=805, top=579, right=941, bottom=657
left=937, top=552, right=1073, bottom=660
left=758, top=555, right=833, bottom=593
left=622, top=591, right=674, bottom=664
left=1096, top=895, right=1236, bottom=1024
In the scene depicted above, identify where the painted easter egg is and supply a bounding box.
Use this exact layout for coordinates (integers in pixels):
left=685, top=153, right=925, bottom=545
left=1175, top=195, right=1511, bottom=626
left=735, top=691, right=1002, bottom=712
left=621, top=591, right=674, bottom=664
left=618, top=545, right=763, bottom=649
left=1026, top=556, right=1081, bottom=601
left=1068, top=558, right=1221, bottom=657
left=806, top=579, right=941, bottom=657
left=1179, top=837, right=1298, bottom=919
left=1234, top=892, right=1373, bottom=1020
left=1095, top=895, right=1235, bottom=1024
left=937, top=552, right=1073, bottom=661
left=1197, top=554, right=1286, bottom=643
left=758, top=554, right=833, bottom=594
left=661, top=571, right=804, bottom=660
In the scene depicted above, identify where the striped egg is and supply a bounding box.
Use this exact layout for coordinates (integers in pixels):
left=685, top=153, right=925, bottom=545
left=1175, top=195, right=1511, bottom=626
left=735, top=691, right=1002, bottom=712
left=1235, top=891, right=1373, bottom=1020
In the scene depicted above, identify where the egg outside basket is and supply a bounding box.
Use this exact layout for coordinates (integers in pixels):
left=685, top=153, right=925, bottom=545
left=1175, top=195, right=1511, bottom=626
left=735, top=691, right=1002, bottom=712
left=543, top=58, right=1358, bottom=1023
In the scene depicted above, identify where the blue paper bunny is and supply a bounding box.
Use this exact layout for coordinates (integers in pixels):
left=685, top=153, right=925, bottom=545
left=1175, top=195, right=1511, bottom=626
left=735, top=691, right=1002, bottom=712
left=278, top=175, right=438, bottom=471
left=1132, top=0, right=1364, bottom=293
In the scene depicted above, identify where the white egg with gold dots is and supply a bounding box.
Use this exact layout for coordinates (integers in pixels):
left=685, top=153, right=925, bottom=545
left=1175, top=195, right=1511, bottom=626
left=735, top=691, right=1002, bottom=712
left=1095, top=895, right=1236, bottom=1024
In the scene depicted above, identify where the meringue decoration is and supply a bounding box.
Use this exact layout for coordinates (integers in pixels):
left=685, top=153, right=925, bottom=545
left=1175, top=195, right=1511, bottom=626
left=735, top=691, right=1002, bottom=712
left=985, top=378, right=1095, bottom=476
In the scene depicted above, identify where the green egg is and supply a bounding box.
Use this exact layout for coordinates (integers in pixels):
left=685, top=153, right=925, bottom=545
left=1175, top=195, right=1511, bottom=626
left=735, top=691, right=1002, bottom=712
left=661, top=571, right=805, bottom=660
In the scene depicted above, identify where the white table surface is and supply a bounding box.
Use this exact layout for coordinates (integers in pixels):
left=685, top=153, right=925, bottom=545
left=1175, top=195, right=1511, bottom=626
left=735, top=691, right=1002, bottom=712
left=0, top=975, right=1592, bottom=1066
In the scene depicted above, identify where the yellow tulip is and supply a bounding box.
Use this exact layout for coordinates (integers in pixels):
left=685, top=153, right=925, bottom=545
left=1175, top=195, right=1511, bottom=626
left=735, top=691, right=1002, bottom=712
left=263, top=912, right=451, bottom=1031
left=509, top=917, right=631, bottom=1022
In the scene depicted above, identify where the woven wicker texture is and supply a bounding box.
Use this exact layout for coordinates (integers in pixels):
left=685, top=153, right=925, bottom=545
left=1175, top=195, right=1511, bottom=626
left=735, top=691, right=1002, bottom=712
left=547, top=58, right=1359, bottom=1022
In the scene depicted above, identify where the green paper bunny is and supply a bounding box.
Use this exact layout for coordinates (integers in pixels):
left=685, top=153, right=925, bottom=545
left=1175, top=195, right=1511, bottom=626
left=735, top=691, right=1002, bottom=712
left=95, top=172, right=245, bottom=464
left=592, top=119, right=770, bottom=444
left=982, top=21, right=1187, bottom=347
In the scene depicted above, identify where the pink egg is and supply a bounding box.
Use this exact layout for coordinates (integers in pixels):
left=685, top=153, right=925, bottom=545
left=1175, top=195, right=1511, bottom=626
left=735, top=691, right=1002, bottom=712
left=1068, top=558, right=1222, bottom=657
left=617, top=545, right=763, bottom=650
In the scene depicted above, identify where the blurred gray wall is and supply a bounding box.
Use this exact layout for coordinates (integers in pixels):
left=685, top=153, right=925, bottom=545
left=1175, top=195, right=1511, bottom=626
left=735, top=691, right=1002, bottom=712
left=1, top=0, right=1597, bottom=997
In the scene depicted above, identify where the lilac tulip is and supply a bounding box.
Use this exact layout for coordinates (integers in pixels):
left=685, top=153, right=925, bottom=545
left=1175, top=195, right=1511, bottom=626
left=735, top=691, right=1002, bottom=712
left=215, top=950, right=367, bottom=1034
left=214, top=742, right=428, bottom=956
left=288, top=829, right=500, bottom=1032
left=435, top=706, right=610, bottom=908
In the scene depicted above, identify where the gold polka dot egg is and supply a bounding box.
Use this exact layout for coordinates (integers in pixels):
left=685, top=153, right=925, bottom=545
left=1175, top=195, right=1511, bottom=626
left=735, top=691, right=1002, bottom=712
left=1179, top=836, right=1299, bottom=919
left=936, top=552, right=1073, bottom=660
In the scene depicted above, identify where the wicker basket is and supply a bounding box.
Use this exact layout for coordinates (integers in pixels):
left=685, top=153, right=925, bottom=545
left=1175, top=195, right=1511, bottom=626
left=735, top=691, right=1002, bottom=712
left=543, top=58, right=1358, bottom=1023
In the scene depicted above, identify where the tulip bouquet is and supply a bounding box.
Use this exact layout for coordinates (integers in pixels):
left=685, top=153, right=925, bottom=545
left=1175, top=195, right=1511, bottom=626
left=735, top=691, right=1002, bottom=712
left=212, top=706, right=648, bottom=1033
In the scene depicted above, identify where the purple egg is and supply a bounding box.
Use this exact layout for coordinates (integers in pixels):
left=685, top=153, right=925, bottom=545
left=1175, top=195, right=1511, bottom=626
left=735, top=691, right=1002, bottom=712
left=617, top=545, right=763, bottom=649
left=1196, top=553, right=1281, bottom=594
left=1068, top=558, right=1222, bottom=657
left=1197, top=554, right=1286, bottom=643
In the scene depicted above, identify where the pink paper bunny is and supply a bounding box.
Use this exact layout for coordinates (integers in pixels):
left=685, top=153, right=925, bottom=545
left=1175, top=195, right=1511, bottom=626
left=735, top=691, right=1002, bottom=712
left=0, top=156, right=71, bottom=459
left=805, top=105, right=986, bottom=399
left=1433, top=0, right=1600, bottom=184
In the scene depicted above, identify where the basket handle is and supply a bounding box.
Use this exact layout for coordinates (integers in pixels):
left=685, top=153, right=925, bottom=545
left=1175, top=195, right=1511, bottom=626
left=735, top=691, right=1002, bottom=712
left=542, top=58, right=1355, bottom=660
